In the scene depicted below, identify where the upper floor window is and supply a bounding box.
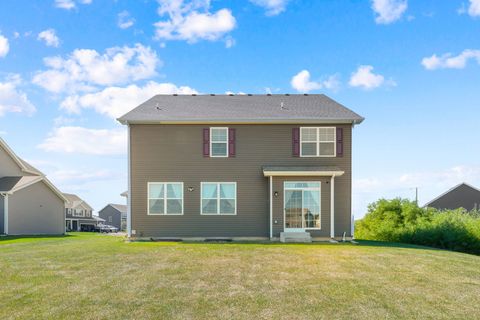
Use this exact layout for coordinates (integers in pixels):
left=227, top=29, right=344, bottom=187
left=148, top=182, right=183, bottom=215
left=210, top=127, right=228, bottom=157
left=300, top=127, right=336, bottom=157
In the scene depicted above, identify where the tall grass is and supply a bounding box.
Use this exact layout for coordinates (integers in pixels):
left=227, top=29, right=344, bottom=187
left=355, top=199, right=480, bottom=254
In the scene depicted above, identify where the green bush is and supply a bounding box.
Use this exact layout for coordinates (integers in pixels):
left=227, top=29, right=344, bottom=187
left=355, top=199, right=480, bottom=255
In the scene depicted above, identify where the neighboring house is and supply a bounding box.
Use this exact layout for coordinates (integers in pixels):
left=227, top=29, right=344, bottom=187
left=424, top=183, right=480, bottom=211
left=64, top=193, right=96, bottom=231
left=118, top=94, right=364, bottom=241
left=0, top=138, right=66, bottom=235
left=98, top=204, right=127, bottom=230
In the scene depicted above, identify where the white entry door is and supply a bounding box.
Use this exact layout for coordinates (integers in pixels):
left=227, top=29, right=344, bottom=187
left=284, top=182, right=321, bottom=232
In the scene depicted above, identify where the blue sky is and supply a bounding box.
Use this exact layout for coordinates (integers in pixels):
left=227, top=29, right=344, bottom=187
left=0, top=0, right=479, bottom=218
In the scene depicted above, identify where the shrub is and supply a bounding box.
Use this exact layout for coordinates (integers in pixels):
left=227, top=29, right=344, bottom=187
left=355, top=199, right=480, bottom=255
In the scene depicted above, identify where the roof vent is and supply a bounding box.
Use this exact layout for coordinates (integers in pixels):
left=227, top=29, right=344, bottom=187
left=155, top=103, right=162, bottom=111
left=228, top=93, right=234, bottom=96
left=280, top=102, right=288, bottom=110
left=303, top=93, right=308, bottom=96
left=248, top=94, right=252, bottom=96
left=210, top=94, right=215, bottom=96
left=192, top=93, right=197, bottom=96
left=285, top=93, right=290, bottom=96
left=267, top=93, right=272, bottom=96
left=173, top=94, right=178, bottom=96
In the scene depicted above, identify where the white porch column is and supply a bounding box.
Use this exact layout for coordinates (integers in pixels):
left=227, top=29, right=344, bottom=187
left=330, top=175, right=335, bottom=239
left=127, top=124, right=132, bottom=238
left=269, top=176, right=273, bottom=239
left=4, top=194, right=8, bottom=235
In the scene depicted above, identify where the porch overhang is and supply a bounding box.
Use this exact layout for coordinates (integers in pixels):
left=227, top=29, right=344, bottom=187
left=262, top=166, right=344, bottom=177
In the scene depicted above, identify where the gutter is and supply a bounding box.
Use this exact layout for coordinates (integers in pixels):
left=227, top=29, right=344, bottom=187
left=117, top=119, right=364, bottom=126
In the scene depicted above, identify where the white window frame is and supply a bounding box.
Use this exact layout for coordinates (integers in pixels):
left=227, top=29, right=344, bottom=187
left=284, top=181, right=322, bottom=230
left=200, top=182, right=237, bottom=215
left=147, top=182, right=184, bottom=215
left=209, top=127, right=229, bottom=158
left=300, top=127, right=336, bottom=158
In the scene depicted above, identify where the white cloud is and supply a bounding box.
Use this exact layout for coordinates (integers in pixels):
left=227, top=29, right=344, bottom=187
left=250, top=0, right=290, bottom=16
left=349, top=65, right=394, bottom=90
left=0, top=74, right=36, bottom=117
left=371, top=0, right=408, bottom=24
left=154, top=0, right=236, bottom=43
left=60, top=81, right=198, bottom=119
left=32, top=44, right=160, bottom=93
left=118, top=10, right=135, bottom=29
left=54, top=0, right=92, bottom=10
left=0, top=34, right=9, bottom=58
left=459, top=0, right=480, bottom=17
left=37, top=29, right=60, bottom=47
left=421, top=49, right=480, bottom=70
left=290, top=70, right=340, bottom=93
left=38, top=126, right=127, bottom=155
left=225, top=36, right=235, bottom=48
left=50, top=169, right=120, bottom=184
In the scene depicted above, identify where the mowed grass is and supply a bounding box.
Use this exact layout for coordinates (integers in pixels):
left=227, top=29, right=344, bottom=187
left=1, top=234, right=480, bottom=320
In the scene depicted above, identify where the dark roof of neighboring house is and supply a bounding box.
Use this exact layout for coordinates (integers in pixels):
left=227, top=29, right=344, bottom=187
left=0, top=176, right=23, bottom=192
left=424, top=183, right=480, bottom=210
left=117, top=94, right=364, bottom=125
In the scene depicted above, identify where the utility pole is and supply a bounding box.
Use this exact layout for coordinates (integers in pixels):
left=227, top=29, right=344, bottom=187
left=415, top=187, right=418, bottom=205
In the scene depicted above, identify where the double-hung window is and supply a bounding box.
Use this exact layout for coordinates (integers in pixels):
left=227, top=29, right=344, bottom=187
left=201, top=182, right=236, bottom=215
left=210, top=127, right=228, bottom=157
left=300, top=127, right=336, bottom=157
left=148, top=182, right=184, bottom=215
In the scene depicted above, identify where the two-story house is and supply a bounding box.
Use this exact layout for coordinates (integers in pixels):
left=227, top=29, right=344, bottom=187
left=118, top=94, right=364, bottom=242
left=0, top=137, right=66, bottom=235
left=63, top=193, right=96, bottom=231
left=98, top=203, right=127, bottom=231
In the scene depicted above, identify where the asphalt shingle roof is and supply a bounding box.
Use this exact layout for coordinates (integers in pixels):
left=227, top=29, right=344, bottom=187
left=117, top=94, right=364, bottom=124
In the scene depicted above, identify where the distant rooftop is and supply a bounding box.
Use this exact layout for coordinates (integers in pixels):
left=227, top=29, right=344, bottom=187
left=117, top=94, right=364, bottom=125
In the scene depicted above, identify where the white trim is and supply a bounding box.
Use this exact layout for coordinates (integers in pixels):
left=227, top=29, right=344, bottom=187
left=283, top=181, right=321, bottom=231
left=147, top=182, right=184, bottom=215
left=423, top=182, right=480, bottom=207
left=127, top=125, right=132, bottom=237
left=263, top=170, right=344, bottom=177
left=209, top=127, right=229, bottom=158
left=300, top=127, right=336, bottom=158
left=269, top=176, right=273, bottom=239
left=330, top=176, right=335, bottom=239
left=200, top=182, right=237, bottom=215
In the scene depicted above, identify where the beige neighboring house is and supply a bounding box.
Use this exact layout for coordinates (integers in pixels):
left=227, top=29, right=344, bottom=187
left=63, top=193, right=97, bottom=231
left=0, top=138, right=66, bottom=235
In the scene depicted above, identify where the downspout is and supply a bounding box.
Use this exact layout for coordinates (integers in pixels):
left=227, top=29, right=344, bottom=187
left=127, top=123, right=132, bottom=238
left=269, top=176, right=273, bottom=240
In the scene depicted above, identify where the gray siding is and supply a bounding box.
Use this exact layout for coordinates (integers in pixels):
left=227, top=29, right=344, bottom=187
left=130, top=124, right=352, bottom=238
left=8, top=181, right=64, bottom=235
left=99, top=206, right=122, bottom=230
left=427, top=184, right=480, bottom=211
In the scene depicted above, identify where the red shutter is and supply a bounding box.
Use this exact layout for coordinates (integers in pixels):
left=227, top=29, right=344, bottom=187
left=336, top=127, right=343, bottom=157
left=203, top=128, right=210, bottom=157
left=228, top=128, right=236, bottom=157
left=292, top=128, right=300, bottom=157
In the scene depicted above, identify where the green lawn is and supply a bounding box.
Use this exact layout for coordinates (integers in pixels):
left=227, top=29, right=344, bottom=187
left=1, top=233, right=479, bottom=320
